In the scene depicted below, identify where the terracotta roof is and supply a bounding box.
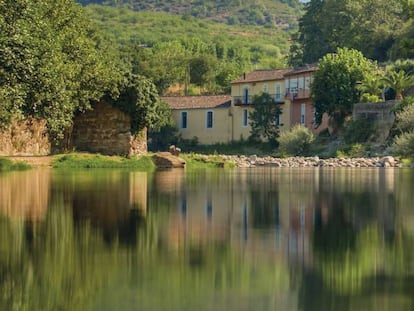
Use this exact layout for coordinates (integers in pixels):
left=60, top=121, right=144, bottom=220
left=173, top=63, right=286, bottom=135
left=284, top=64, right=318, bottom=76
left=231, top=68, right=292, bottom=84
left=162, top=95, right=232, bottom=110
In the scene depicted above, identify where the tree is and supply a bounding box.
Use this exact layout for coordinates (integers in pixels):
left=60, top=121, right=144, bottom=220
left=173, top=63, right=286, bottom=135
left=312, top=48, right=377, bottom=128
left=0, top=0, right=120, bottom=140
left=108, top=74, right=172, bottom=133
left=289, top=0, right=406, bottom=65
left=382, top=69, right=414, bottom=100
left=249, top=93, right=282, bottom=145
left=356, top=71, right=385, bottom=102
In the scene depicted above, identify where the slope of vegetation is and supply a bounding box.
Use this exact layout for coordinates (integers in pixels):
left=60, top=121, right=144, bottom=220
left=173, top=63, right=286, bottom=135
left=83, top=5, right=294, bottom=94
left=78, top=0, right=303, bottom=29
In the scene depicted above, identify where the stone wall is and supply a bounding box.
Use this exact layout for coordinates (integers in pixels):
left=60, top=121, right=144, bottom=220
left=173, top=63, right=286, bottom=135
left=353, top=101, right=397, bottom=123
left=353, top=101, right=397, bottom=143
left=0, top=118, right=51, bottom=156
left=71, top=101, right=147, bottom=156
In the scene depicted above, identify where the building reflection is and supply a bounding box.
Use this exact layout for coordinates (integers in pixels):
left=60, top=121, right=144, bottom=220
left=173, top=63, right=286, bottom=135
left=157, top=168, right=402, bottom=270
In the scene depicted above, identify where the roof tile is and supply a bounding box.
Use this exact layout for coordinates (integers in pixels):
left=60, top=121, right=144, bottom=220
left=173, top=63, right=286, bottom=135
left=231, top=68, right=292, bottom=84
left=162, top=95, right=232, bottom=110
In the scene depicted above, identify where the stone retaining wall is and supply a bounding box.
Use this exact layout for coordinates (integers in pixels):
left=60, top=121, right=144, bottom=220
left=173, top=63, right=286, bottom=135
left=353, top=101, right=397, bottom=143
left=353, top=101, right=397, bottom=123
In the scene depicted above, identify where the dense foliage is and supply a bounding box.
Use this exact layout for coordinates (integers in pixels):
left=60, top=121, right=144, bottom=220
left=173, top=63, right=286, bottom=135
left=78, top=0, right=302, bottom=28
left=84, top=5, right=293, bottom=94
left=289, top=0, right=412, bottom=66
left=0, top=0, right=169, bottom=141
left=312, top=48, right=377, bottom=128
left=0, top=0, right=116, bottom=137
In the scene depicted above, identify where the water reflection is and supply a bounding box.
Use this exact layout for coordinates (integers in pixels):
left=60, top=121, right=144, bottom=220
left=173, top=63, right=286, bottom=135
left=0, top=168, right=413, bottom=310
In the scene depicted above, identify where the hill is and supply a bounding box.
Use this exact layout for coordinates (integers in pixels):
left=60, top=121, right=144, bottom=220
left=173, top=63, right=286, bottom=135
left=83, top=5, right=294, bottom=70
left=76, top=1, right=304, bottom=95
left=77, top=0, right=302, bottom=30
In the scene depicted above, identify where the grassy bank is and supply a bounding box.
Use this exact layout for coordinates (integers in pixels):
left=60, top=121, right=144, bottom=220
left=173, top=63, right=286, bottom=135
left=180, top=153, right=235, bottom=169
left=0, top=157, right=32, bottom=172
left=52, top=153, right=156, bottom=170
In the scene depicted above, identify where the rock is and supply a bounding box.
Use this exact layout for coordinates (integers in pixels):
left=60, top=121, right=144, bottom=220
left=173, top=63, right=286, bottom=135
left=169, top=145, right=181, bottom=156
left=249, top=155, right=257, bottom=164
left=380, top=156, right=395, bottom=167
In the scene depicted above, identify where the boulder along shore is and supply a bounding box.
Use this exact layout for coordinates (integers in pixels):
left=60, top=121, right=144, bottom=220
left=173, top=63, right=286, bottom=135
left=196, top=155, right=404, bottom=168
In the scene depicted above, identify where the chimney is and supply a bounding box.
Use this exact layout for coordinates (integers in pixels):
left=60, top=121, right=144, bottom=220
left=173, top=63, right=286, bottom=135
left=243, top=72, right=246, bottom=80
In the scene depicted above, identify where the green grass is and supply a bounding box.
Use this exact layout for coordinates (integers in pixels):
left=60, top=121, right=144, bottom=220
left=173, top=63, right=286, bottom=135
left=52, top=153, right=156, bottom=170
left=400, top=158, right=413, bottom=167
left=0, top=157, right=32, bottom=172
left=180, top=153, right=236, bottom=169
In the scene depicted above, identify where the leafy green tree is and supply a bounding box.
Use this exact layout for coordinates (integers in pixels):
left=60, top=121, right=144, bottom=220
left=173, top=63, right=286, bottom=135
left=312, top=48, right=377, bottom=128
left=0, top=0, right=120, bottom=140
left=129, top=41, right=189, bottom=94
left=289, top=0, right=406, bottom=65
left=108, top=74, right=172, bottom=133
left=249, top=93, right=282, bottom=145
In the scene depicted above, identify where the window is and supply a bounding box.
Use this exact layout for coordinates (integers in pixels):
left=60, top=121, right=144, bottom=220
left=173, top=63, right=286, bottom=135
left=301, top=104, right=306, bottom=125
left=180, top=111, right=188, bottom=129
left=206, top=111, right=213, bottom=128
left=242, top=109, right=248, bottom=127
left=243, top=87, right=249, bottom=104
left=263, top=84, right=269, bottom=93
left=289, top=78, right=298, bottom=94
left=275, top=83, right=281, bottom=101
left=305, top=77, right=311, bottom=90
left=298, top=77, right=304, bottom=91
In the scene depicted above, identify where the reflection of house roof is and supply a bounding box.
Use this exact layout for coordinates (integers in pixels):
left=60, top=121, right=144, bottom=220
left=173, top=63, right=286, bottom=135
left=231, top=69, right=292, bottom=84
left=162, top=95, right=232, bottom=109
left=284, top=64, right=318, bottom=76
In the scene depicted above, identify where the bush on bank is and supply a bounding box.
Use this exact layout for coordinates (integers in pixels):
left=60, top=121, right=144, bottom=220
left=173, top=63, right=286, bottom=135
left=278, top=125, right=315, bottom=156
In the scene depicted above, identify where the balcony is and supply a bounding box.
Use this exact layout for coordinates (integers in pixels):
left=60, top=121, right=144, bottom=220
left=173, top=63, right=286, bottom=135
left=285, top=89, right=311, bottom=101
left=233, top=94, right=285, bottom=106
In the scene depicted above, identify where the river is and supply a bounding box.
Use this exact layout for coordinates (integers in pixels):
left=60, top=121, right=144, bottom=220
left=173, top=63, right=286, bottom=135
left=0, top=167, right=414, bottom=311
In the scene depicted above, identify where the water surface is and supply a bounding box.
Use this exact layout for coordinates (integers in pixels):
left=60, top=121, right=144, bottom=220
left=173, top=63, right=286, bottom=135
left=1, top=167, right=414, bottom=311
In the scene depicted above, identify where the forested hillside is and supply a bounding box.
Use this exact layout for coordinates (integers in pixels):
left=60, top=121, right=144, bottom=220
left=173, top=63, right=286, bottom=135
left=78, top=0, right=302, bottom=29
left=74, top=0, right=305, bottom=95
left=82, top=4, right=296, bottom=95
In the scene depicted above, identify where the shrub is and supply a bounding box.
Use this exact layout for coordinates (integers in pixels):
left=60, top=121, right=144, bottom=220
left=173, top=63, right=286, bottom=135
left=278, top=125, right=315, bottom=156
left=391, top=96, right=414, bottom=114
left=393, top=131, right=414, bottom=158
left=342, top=117, right=375, bottom=144
left=336, top=143, right=367, bottom=158
left=395, top=104, right=414, bottom=133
